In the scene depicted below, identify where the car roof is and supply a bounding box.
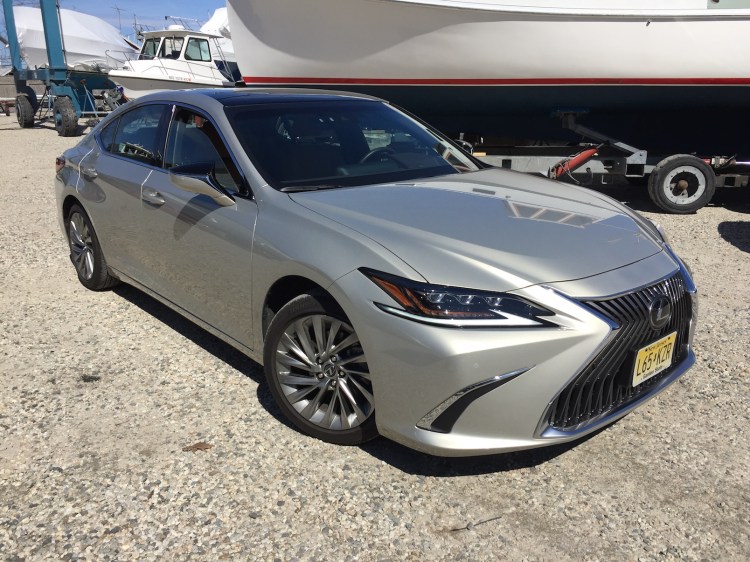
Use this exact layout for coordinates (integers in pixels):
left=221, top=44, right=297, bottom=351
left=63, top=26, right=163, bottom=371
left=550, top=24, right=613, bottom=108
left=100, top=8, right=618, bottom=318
left=136, top=88, right=385, bottom=107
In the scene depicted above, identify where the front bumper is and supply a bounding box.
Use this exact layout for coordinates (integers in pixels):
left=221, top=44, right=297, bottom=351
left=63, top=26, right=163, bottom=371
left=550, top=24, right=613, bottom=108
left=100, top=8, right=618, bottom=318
left=331, top=252, right=696, bottom=457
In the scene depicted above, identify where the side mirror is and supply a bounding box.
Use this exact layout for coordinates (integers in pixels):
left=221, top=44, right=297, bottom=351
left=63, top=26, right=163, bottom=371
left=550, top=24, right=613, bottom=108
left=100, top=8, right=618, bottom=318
left=169, top=162, right=235, bottom=207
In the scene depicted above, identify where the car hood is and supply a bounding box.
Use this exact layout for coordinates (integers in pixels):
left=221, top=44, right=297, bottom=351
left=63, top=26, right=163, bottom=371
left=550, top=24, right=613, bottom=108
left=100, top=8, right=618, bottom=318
left=289, top=168, right=664, bottom=292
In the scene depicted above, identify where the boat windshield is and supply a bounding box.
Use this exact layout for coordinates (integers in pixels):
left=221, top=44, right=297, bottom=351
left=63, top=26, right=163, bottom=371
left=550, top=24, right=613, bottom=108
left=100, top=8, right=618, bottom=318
left=139, top=36, right=185, bottom=60
left=225, top=101, right=483, bottom=191
left=138, top=38, right=160, bottom=60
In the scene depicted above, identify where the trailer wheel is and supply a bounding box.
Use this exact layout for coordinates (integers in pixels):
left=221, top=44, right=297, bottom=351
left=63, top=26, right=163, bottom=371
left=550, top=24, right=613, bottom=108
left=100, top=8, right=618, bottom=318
left=648, top=155, right=715, bottom=214
left=53, top=97, right=79, bottom=137
left=15, top=95, right=35, bottom=128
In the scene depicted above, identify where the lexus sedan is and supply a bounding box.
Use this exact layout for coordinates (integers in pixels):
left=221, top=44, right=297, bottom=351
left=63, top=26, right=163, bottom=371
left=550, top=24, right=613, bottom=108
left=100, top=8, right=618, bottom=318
left=55, top=88, right=697, bottom=456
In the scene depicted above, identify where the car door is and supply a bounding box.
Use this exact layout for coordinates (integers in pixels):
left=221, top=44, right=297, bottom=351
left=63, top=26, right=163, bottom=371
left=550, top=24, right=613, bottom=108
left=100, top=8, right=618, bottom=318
left=77, top=103, right=170, bottom=280
left=137, top=105, right=257, bottom=349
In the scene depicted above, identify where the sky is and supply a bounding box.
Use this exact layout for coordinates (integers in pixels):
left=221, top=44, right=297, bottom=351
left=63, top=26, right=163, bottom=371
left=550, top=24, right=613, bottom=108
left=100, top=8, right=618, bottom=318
left=2, top=0, right=227, bottom=45
left=61, top=0, right=226, bottom=38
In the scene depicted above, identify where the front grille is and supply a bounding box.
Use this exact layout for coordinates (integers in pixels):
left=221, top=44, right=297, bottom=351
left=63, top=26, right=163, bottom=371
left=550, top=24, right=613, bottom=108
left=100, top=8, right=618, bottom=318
left=548, top=272, right=692, bottom=431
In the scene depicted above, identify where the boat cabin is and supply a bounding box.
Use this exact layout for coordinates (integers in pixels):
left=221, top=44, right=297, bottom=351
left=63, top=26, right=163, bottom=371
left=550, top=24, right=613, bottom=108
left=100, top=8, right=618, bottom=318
left=137, top=29, right=218, bottom=63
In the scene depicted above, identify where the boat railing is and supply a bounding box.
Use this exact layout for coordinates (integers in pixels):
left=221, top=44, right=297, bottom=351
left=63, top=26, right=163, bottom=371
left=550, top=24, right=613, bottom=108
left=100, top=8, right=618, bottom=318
left=210, top=41, right=234, bottom=81
left=105, top=49, right=135, bottom=68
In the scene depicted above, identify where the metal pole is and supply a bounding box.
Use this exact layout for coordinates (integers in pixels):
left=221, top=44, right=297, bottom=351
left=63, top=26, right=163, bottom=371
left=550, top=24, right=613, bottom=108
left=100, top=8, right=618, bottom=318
left=2, top=0, right=25, bottom=72
left=39, top=0, right=69, bottom=81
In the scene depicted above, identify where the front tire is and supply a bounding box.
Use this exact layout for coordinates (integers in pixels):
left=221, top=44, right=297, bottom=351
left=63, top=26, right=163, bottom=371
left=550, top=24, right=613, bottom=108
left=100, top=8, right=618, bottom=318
left=66, top=204, right=119, bottom=291
left=648, top=154, right=716, bottom=214
left=263, top=293, right=377, bottom=445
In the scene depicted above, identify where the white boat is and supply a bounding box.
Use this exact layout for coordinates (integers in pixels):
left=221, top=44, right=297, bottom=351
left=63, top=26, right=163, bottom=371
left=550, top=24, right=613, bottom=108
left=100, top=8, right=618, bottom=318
left=10, top=6, right=137, bottom=71
left=108, top=28, right=234, bottom=100
left=227, top=0, right=750, bottom=153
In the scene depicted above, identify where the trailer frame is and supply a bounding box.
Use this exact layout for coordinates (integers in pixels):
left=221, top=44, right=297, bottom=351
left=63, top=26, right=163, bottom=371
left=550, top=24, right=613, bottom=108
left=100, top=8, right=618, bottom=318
left=470, top=112, right=749, bottom=214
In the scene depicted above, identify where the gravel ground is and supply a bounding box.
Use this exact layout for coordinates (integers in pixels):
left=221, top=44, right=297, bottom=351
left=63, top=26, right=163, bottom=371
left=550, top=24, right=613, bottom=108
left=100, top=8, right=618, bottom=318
left=1, top=114, right=749, bottom=561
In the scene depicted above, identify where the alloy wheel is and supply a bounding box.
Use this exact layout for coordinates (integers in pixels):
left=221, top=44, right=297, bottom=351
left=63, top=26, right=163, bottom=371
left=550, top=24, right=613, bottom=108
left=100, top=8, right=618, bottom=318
left=274, top=313, right=374, bottom=431
left=68, top=212, right=95, bottom=281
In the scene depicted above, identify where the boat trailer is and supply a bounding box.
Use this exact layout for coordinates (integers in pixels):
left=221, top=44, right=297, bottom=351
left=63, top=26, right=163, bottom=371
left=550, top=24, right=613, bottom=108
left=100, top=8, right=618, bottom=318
left=2, top=0, right=121, bottom=136
left=469, top=112, right=750, bottom=214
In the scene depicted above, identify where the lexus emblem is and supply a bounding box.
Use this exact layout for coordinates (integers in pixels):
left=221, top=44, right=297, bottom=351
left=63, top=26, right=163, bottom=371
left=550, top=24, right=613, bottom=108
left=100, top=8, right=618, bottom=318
left=648, top=294, right=672, bottom=330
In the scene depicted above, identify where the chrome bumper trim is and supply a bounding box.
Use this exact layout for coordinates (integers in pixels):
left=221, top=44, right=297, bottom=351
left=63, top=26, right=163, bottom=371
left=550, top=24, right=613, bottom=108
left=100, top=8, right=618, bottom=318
left=417, top=368, right=530, bottom=434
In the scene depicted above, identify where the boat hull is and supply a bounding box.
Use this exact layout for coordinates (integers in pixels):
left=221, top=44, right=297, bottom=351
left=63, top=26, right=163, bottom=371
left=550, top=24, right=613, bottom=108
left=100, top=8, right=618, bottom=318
left=108, top=72, right=226, bottom=100
left=228, top=0, right=750, bottom=154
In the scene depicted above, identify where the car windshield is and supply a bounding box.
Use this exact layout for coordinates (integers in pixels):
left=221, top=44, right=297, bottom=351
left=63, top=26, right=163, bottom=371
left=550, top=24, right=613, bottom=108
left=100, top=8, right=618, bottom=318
left=225, top=101, right=483, bottom=190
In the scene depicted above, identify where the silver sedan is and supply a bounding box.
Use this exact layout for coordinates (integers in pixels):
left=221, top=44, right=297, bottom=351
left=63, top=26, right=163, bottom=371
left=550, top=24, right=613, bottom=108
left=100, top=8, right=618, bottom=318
left=55, top=89, right=697, bottom=456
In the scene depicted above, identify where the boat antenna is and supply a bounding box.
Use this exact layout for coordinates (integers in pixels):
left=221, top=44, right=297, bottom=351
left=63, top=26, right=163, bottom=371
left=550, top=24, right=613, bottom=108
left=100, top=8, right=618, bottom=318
left=112, top=5, right=125, bottom=33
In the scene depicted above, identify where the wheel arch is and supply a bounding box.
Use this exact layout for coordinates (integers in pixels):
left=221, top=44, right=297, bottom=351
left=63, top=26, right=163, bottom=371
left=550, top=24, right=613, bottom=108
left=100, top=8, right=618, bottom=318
left=261, top=276, right=335, bottom=341
left=261, top=287, right=378, bottom=445
left=61, top=193, right=84, bottom=225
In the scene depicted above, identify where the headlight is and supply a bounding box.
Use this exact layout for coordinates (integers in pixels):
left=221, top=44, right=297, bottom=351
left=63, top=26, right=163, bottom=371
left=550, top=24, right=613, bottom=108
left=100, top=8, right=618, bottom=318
left=360, top=268, right=556, bottom=328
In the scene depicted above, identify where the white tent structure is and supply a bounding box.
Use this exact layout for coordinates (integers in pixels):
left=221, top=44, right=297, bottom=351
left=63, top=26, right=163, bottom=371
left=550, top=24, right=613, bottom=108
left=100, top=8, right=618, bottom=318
left=13, top=6, right=137, bottom=70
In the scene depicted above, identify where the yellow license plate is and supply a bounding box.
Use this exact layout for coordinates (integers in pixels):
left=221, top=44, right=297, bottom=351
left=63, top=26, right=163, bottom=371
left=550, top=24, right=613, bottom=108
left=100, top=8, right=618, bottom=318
left=632, top=332, right=677, bottom=387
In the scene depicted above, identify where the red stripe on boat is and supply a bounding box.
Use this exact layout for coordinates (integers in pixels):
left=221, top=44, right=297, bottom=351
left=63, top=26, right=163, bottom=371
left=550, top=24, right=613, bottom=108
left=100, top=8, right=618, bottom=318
left=243, top=76, right=750, bottom=86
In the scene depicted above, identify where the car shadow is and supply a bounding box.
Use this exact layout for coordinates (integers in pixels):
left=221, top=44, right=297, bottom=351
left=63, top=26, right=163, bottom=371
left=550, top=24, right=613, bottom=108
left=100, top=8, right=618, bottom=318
left=112, top=284, right=265, bottom=385
left=718, top=221, right=750, bottom=253
left=113, top=283, right=605, bottom=475
left=712, top=188, right=750, bottom=214
left=113, top=285, right=313, bottom=433
left=358, top=426, right=605, bottom=477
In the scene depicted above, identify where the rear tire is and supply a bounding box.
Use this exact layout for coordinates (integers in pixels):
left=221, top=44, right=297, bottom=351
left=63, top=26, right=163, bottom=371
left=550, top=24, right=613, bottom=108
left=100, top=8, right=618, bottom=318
left=66, top=204, right=119, bottom=291
left=53, top=97, right=79, bottom=137
left=15, top=95, right=34, bottom=128
left=648, top=154, right=715, bottom=214
left=263, top=293, right=378, bottom=445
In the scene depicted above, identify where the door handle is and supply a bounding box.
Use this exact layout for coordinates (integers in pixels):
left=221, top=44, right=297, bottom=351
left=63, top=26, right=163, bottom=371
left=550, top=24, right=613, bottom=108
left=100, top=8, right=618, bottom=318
left=142, top=187, right=165, bottom=206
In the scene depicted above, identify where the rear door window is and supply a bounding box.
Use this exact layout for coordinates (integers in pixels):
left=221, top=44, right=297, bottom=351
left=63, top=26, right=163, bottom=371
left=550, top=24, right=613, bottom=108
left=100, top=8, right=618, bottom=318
left=110, top=105, right=169, bottom=167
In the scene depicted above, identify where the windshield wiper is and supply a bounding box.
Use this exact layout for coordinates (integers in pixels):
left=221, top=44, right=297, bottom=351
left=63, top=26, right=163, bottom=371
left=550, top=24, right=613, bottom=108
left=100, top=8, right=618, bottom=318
left=280, top=184, right=345, bottom=193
